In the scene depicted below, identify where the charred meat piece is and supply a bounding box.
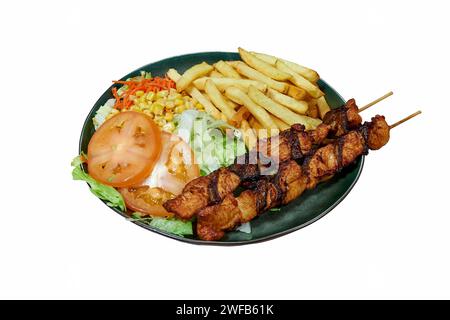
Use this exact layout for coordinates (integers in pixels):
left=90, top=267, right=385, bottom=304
left=366, top=115, right=390, bottom=150
left=164, top=100, right=365, bottom=220
left=164, top=125, right=320, bottom=219
left=197, top=160, right=305, bottom=241
left=163, top=168, right=240, bottom=219
left=323, top=98, right=362, bottom=137
left=196, top=115, right=390, bottom=240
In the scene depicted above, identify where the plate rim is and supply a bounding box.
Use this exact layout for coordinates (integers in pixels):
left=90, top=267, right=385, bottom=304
left=78, top=51, right=364, bottom=246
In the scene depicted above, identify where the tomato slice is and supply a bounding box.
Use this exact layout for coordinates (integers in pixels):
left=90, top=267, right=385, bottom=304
left=119, top=186, right=174, bottom=218
left=87, top=111, right=162, bottom=187
left=118, top=132, right=200, bottom=217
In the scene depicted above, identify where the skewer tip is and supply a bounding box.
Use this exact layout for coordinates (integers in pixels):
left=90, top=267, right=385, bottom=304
left=389, top=110, right=422, bottom=129
left=359, top=91, right=394, bottom=113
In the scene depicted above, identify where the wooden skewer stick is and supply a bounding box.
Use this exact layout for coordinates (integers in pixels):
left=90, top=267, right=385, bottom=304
left=359, top=91, right=394, bottom=113
left=389, top=110, right=422, bottom=129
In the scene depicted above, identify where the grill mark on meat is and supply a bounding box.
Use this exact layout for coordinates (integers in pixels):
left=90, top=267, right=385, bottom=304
left=336, top=137, right=345, bottom=172
left=341, top=108, right=349, bottom=135
left=359, top=122, right=370, bottom=155
left=301, top=153, right=314, bottom=186
left=195, top=115, right=392, bottom=241
left=286, top=127, right=303, bottom=159
left=255, top=180, right=268, bottom=212
left=272, top=172, right=285, bottom=205
left=164, top=101, right=368, bottom=221
left=208, top=171, right=222, bottom=204
left=229, top=163, right=260, bottom=181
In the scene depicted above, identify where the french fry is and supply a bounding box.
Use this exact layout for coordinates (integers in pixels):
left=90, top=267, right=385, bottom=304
left=278, top=59, right=319, bottom=83
left=191, top=90, right=227, bottom=121
left=166, top=68, right=182, bottom=81
left=249, top=118, right=279, bottom=138
left=249, top=51, right=277, bottom=65
left=286, top=85, right=307, bottom=100
left=214, top=60, right=241, bottom=79
left=176, top=62, right=213, bottom=92
left=238, top=47, right=291, bottom=81
left=167, top=68, right=223, bottom=120
left=251, top=51, right=319, bottom=82
left=231, top=61, right=289, bottom=93
left=205, top=79, right=236, bottom=120
left=230, top=106, right=250, bottom=127
left=316, top=96, right=331, bottom=119
left=267, top=88, right=308, bottom=114
left=210, top=70, right=224, bottom=78
left=271, top=115, right=290, bottom=130
left=193, top=77, right=267, bottom=93
left=248, top=116, right=264, bottom=130
left=226, top=61, right=241, bottom=67
left=275, top=60, right=323, bottom=98
left=225, top=86, right=278, bottom=129
left=240, top=119, right=257, bottom=150
left=224, top=95, right=239, bottom=109
left=247, top=86, right=321, bottom=130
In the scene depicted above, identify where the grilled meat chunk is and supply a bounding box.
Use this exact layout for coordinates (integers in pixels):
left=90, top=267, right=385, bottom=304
left=366, top=115, right=390, bottom=150
left=323, top=98, right=362, bottom=137
left=196, top=115, right=390, bottom=240
left=164, top=125, right=319, bottom=219
left=163, top=168, right=240, bottom=219
left=197, top=160, right=305, bottom=241
left=164, top=99, right=365, bottom=220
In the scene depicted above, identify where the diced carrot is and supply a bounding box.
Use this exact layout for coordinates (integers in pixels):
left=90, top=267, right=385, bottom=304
left=111, top=76, right=176, bottom=110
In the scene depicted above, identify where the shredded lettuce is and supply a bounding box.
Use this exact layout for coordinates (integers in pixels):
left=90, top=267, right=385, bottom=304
left=142, top=71, right=152, bottom=79
left=71, top=155, right=126, bottom=211
left=93, top=98, right=116, bottom=130
left=236, top=222, right=252, bottom=234
left=130, top=213, right=193, bottom=236
left=175, top=110, right=247, bottom=175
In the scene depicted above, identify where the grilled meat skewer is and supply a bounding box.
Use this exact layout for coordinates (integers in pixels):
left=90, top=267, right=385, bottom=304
left=163, top=99, right=363, bottom=220
left=196, top=115, right=390, bottom=241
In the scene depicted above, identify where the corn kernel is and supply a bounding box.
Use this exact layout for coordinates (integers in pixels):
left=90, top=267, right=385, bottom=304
left=156, top=118, right=166, bottom=127
left=146, top=92, right=155, bottom=101
left=165, top=100, right=175, bottom=109
left=165, top=112, right=174, bottom=121
left=135, top=90, right=145, bottom=97
left=168, top=92, right=178, bottom=100
left=157, top=90, right=168, bottom=98
left=174, top=105, right=185, bottom=114
left=155, top=98, right=165, bottom=106
left=152, top=103, right=164, bottom=115
left=175, top=98, right=184, bottom=106
left=196, top=103, right=204, bottom=110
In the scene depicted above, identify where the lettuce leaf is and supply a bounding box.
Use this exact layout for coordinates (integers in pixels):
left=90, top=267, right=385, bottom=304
left=130, top=213, right=193, bottom=236
left=175, top=110, right=247, bottom=175
left=71, top=155, right=126, bottom=211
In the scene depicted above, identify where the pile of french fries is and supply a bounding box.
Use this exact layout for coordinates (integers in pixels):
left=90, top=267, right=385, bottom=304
left=166, top=48, right=331, bottom=149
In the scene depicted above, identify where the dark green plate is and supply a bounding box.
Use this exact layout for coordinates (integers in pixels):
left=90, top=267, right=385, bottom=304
left=79, top=52, right=363, bottom=245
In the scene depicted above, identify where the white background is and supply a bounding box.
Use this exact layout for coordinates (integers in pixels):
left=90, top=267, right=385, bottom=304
left=1, top=0, right=448, bottom=299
